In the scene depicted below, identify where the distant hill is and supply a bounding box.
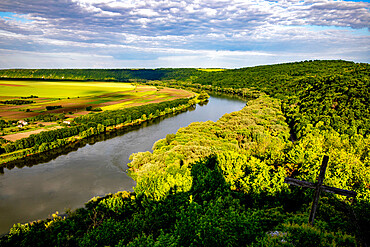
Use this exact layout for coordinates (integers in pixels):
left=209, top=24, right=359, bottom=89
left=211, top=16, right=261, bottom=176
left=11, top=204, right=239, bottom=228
left=0, top=68, right=201, bottom=82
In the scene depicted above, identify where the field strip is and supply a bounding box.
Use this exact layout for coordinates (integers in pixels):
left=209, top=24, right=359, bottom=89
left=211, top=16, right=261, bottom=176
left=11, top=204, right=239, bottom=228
left=3, top=126, right=63, bottom=142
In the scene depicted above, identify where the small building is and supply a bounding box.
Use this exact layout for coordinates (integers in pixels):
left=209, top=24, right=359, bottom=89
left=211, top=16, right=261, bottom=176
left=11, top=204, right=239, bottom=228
left=63, top=120, right=71, bottom=125
left=18, top=120, right=28, bottom=126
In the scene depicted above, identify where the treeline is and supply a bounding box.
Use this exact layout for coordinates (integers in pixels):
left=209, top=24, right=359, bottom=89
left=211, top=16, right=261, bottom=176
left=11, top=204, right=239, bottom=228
left=191, top=60, right=366, bottom=96
left=21, top=95, right=38, bottom=99
left=46, top=105, right=62, bottom=110
left=74, top=97, right=193, bottom=127
left=2, top=124, right=90, bottom=154
left=1, top=94, right=368, bottom=246
left=0, top=96, right=201, bottom=162
left=25, top=113, right=66, bottom=122
left=0, top=119, right=15, bottom=129
left=0, top=100, right=35, bottom=105
left=0, top=68, right=201, bottom=82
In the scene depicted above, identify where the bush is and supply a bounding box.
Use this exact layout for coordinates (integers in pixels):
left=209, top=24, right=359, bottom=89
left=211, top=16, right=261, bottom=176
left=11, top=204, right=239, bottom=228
left=46, top=105, right=62, bottom=110
left=78, top=219, right=127, bottom=247
left=255, top=223, right=357, bottom=247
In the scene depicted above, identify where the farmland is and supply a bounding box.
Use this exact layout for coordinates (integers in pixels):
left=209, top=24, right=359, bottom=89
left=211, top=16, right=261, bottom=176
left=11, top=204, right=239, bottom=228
left=0, top=80, right=194, bottom=141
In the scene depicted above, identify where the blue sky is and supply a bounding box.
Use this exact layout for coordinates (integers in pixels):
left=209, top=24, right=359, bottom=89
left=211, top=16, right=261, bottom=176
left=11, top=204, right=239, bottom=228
left=0, top=0, right=369, bottom=69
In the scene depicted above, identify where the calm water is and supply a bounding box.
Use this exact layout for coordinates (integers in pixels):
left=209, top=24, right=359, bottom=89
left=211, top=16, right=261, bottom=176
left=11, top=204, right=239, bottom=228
left=0, top=95, right=246, bottom=234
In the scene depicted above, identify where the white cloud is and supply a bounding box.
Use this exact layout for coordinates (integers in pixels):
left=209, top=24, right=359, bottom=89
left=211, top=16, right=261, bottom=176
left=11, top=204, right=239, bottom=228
left=0, top=49, right=119, bottom=68
left=95, top=10, right=121, bottom=17
left=130, top=8, right=159, bottom=17
left=0, top=0, right=368, bottom=68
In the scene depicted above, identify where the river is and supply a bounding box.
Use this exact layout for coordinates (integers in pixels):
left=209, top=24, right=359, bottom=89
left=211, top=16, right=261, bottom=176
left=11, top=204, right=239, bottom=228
left=0, top=94, right=246, bottom=234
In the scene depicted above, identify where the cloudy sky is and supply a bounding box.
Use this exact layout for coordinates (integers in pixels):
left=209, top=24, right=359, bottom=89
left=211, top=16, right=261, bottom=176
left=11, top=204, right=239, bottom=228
left=0, top=0, right=369, bottom=68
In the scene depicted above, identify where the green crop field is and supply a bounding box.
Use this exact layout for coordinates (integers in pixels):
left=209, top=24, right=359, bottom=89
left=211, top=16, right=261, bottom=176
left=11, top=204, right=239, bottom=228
left=0, top=80, right=135, bottom=98
left=0, top=80, right=194, bottom=142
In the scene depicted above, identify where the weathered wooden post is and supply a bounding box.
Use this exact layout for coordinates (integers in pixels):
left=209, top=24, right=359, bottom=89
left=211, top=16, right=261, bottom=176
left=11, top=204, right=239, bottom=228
left=284, top=155, right=357, bottom=225
left=308, top=155, right=328, bottom=225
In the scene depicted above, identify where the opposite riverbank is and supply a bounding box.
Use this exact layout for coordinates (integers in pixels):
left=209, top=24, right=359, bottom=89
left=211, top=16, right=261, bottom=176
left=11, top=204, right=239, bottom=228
left=0, top=92, right=209, bottom=167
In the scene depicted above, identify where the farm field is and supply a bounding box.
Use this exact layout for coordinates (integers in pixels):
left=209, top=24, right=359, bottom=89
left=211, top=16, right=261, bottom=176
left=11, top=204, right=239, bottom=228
left=0, top=80, right=194, bottom=141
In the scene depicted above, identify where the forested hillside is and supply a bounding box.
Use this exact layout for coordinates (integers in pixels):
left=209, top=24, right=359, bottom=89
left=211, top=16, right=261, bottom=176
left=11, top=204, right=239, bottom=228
left=1, top=60, right=369, bottom=246
left=0, top=68, right=200, bottom=82
left=201, top=61, right=369, bottom=138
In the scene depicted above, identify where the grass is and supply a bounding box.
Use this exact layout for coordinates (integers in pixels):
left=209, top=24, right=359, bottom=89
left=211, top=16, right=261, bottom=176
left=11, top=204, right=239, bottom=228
left=101, top=101, right=134, bottom=111
left=89, top=99, right=114, bottom=104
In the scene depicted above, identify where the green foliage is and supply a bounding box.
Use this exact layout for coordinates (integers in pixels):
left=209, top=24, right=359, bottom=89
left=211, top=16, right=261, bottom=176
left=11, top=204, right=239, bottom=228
left=283, top=74, right=370, bottom=138
left=2, top=155, right=365, bottom=246
left=0, top=119, right=13, bottom=129
left=45, top=105, right=62, bottom=110
left=197, top=91, right=210, bottom=101
left=120, top=231, right=178, bottom=247
left=173, top=198, right=262, bottom=246
left=129, top=95, right=291, bottom=200
left=25, top=113, right=65, bottom=122
left=21, top=95, right=38, bottom=99
left=1, top=61, right=369, bottom=246
left=129, top=93, right=369, bottom=206
left=0, top=99, right=35, bottom=105
left=79, top=219, right=127, bottom=247
left=0, top=68, right=202, bottom=81
left=256, top=222, right=356, bottom=247
left=85, top=106, right=102, bottom=111
left=165, top=133, right=176, bottom=144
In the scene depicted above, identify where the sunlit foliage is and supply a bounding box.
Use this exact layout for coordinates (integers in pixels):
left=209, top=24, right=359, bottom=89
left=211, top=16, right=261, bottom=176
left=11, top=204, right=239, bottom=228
left=1, top=60, right=369, bottom=246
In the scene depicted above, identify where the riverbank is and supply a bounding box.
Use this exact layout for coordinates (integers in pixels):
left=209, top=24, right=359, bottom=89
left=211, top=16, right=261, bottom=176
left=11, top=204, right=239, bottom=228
left=0, top=93, right=247, bottom=236
left=0, top=93, right=208, bottom=167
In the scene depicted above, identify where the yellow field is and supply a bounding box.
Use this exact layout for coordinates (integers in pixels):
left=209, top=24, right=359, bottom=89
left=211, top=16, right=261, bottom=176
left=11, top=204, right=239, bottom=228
left=198, top=69, right=226, bottom=72
left=0, top=80, right=135, bottom=98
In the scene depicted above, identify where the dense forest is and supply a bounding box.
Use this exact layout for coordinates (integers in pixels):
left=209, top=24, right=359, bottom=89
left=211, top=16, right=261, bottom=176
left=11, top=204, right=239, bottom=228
left=0, top=60, right=369, bottom=246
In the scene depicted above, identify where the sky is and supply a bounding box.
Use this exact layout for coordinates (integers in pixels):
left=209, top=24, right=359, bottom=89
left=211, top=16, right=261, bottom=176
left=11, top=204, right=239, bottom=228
left=0, top=0, right=369, bottom=69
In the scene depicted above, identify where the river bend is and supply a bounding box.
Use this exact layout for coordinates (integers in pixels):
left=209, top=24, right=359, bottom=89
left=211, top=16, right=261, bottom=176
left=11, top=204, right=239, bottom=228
left=0, top=95, right=246, bottom=234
